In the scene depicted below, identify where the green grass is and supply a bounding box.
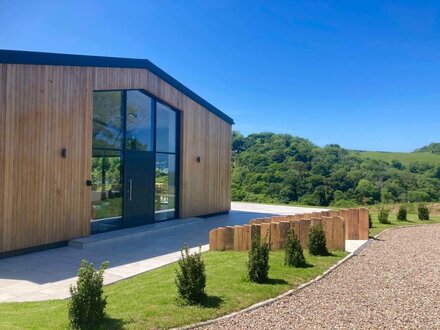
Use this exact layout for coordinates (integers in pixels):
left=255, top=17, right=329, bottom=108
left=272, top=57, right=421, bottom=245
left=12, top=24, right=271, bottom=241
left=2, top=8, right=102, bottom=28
left=352, top=150, right=440, bottom=166
left=0, top=250, right=346, bottom=330
left=368, top=205, right=440, bottom=237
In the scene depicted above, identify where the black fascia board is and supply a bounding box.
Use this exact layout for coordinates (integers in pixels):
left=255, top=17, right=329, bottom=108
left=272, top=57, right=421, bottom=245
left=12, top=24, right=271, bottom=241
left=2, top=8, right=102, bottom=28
left=0, top=49, right=234, bottom=125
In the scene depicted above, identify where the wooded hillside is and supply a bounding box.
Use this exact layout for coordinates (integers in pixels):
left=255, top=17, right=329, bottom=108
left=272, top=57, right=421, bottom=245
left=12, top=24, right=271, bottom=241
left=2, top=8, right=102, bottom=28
left=232, top=132, right=440, bottom=207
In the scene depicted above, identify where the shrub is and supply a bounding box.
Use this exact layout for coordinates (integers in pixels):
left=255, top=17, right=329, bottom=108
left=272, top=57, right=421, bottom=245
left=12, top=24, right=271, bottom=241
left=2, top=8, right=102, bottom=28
left=397, top=205, right=407, bottom=221
left=175, top=245, right=206, bottom=305
left=247, top=237, right=270, bottom=283
left=308, top=224, right=328, bottom=256
left=68, top=260, right=108, bottom=330
left=369, top=214, right=373, bottom=228
left=284, top=228, right=306, bottom=267
left=378, top=208, right=390, bottom=224
left=418, top=204, right=430, bottom=220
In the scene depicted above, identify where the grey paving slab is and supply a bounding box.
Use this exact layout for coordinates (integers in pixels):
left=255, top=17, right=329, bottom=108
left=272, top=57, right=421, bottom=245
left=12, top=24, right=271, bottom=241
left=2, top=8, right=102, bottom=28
left=0, top=202, right=327, bottom=302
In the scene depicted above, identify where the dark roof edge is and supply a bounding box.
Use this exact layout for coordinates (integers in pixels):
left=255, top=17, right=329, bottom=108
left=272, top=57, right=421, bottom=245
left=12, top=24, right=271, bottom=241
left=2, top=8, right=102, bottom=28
left=0, top=49, right=234, bottom=125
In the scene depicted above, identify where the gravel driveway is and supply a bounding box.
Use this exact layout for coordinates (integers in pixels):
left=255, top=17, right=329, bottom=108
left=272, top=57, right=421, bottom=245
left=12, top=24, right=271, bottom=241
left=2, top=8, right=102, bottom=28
left=198, top=224, right=440, bottom=329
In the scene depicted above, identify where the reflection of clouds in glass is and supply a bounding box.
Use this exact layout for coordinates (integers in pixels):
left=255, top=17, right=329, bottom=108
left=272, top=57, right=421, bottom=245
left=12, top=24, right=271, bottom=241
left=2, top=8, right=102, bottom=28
left=126, top=91, right=153, bottom=151
left=156, top=102, right=176, bottom=153
left=92, top=91, right=123, bottom=149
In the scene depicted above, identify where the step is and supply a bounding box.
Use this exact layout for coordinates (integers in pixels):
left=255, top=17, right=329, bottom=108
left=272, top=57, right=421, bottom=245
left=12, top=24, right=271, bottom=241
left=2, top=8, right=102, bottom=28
left=68, top=217, right=204, bottom=249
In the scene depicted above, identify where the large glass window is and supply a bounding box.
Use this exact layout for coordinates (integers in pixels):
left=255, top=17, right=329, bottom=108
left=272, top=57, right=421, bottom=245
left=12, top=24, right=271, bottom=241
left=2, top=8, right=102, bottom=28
left=92, top=89, right=179, bottom=231
left=155, top=101, right=178, bottom=221
left=126, top=91, right=154, bottom=151
left=155, top=154, right=176, bottom=221
left=93, top=92, right=123, bottom=149
left=156, top=102, right=177, bottom=153
left=91, top=150, right=123, bottom=231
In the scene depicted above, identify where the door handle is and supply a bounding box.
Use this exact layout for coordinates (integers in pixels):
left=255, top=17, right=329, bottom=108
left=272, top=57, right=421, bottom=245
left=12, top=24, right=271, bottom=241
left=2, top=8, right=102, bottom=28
left=128, top=179, right=133, bottom=201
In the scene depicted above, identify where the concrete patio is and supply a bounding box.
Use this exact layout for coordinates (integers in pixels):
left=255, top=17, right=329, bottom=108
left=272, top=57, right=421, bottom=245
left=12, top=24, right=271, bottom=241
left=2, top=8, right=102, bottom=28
left=0, top=202, right=326, bottom=303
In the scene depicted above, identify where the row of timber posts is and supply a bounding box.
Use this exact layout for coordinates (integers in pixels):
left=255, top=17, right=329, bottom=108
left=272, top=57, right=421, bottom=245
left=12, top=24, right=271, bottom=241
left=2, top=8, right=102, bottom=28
left=209, top=208, right=369, bottom=252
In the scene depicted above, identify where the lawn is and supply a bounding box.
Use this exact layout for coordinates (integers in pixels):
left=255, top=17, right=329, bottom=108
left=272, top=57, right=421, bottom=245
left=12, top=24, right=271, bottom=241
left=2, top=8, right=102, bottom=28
left=0, top=250, right=346, bottom=329
left=353, top=150, right=440, bottom=166
left=368, top=203, right=440, bottom=237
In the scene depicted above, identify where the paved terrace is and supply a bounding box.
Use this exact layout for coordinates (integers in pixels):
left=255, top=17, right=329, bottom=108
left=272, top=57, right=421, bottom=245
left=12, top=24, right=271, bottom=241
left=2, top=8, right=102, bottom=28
left=0, top=202, right=326, bottom=302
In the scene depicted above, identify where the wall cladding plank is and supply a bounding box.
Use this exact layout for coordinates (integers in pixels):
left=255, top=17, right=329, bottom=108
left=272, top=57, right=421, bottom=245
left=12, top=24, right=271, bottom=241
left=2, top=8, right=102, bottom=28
left=0, top=64, right=6, bottom=250
left=0, top=64, right=231, bottom=253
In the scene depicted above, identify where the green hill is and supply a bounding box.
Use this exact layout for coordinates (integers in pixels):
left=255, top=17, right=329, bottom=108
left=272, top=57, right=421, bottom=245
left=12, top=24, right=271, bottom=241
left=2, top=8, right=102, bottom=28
left=415, top=143, right=440, bottom=154
left=232, top=132, right=440, bottom=207
left=352, top=151, right=440, bottom=166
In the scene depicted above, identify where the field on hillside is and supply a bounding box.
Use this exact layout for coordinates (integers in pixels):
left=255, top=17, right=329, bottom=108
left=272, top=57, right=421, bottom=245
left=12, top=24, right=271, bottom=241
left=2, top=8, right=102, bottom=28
left=353, top=151, right=440, bottom=166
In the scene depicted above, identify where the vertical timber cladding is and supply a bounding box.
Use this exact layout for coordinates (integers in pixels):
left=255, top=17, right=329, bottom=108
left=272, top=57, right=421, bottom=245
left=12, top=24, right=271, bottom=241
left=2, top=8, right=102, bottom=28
left=0, top=64, right=6, bottom=250
left=0, top=65, right=93, bottom=252
left=0, top=64, right=231, bottom=253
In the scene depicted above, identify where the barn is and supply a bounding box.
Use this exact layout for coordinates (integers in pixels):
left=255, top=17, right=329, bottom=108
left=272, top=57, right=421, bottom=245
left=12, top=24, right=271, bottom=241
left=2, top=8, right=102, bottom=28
left=0, top=49, right=233, bottom=255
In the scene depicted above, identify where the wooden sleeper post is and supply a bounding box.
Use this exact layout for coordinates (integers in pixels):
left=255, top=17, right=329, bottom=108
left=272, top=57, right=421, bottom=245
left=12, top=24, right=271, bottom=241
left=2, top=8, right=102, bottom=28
left=250, top=224, right=261, bottom=247
left=209, top=229, right=218, bottom=251
left=217, top=227, right=226, bottom=251
left=270, top=222, right=281, bottom=250
left=278, top=221, right=290, bottom=249
left=224, top=226, right=235, bottom=250
left=321, top=216, right=333, bottom=250
left=260, top=223, right=271, bottom=246
left=359, top=208, right=369, bottom=240
left=332, top=216, right=345, bottom=250
left=233, top=226, right=243, bottom=251
left=299, top=219, right=311, bottom=249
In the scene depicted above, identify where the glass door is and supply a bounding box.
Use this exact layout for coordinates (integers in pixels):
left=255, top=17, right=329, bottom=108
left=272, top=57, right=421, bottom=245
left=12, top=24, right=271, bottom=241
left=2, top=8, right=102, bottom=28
left=123, top=91, right=155, bottom=227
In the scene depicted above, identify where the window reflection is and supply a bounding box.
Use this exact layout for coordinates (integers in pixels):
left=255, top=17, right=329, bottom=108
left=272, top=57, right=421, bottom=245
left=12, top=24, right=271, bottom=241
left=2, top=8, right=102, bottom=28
left=92, top=92, right=123, bottom=149
left=91, top=150, right=123, bottom=228
left=126, top=91, right=153, bottom=151
left=156, top=102, right=176, bottom=153
left=155, top=154, right=176, bottom=221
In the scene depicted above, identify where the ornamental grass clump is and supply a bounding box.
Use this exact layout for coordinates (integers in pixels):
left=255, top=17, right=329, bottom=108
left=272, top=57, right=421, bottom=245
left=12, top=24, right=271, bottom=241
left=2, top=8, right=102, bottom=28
left=175, top=245, right=206, bottom=305
left=418, top=204, right=430, bottom=220
left=284, top=228, right=306, bottom=267
left=247, top=237, right=270, bottom=283
left=68, top=260, right=108, bottom=330
left=378, top=207, right=390, bottom=224
left=307, top=224, right=329, bottom=256
left=397, top=205, right=407, bottom=221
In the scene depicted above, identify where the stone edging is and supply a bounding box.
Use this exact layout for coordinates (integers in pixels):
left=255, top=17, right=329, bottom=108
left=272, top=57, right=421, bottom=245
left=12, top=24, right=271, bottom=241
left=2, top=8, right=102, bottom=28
left=175, top=241, right=370, bottom=330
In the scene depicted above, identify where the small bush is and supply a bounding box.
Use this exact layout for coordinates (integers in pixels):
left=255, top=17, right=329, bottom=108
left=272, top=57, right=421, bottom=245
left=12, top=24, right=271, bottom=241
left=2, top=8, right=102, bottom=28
left=397, top=205, right=407, bottom=221
left=418, top=204, right=430, bottom=220
left=284, top=228, right=306, bottom=267
left=247, top=237, right=270, bottom=283
left=369, top=214, right=373, bottom=228
left=308, top=224, right=328, bottom=256
left=69, top=260, right=108, bottom=330
left=175, top=245, right=206, bottom=305
left=378, top=208, right=390, bottom=224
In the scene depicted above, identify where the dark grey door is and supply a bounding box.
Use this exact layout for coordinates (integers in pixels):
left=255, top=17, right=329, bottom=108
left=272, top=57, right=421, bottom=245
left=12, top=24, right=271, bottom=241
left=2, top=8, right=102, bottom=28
left=123, top=150, right=155, bottom=227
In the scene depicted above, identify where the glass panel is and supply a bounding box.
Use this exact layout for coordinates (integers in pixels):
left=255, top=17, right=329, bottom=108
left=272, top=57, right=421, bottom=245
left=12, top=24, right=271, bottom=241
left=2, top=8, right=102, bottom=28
left=156, top=102, right=176, bottom=153
left=126, top=91, right=153, bottom=151
left=155, top=153, right=176, bottom=221
left=91, top=150, right=123, bottom=221
left=93, top=92, right=123, bottom=149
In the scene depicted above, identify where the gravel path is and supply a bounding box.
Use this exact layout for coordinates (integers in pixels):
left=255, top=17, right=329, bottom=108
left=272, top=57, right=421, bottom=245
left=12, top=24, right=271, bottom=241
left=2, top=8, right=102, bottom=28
left=199, top=225, right=440, bottom=329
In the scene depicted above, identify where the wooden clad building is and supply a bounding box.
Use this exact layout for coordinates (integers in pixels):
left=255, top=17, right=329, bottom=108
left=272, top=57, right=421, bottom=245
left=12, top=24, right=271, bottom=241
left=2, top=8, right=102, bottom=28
left=0, top=50, right=233, bottom=254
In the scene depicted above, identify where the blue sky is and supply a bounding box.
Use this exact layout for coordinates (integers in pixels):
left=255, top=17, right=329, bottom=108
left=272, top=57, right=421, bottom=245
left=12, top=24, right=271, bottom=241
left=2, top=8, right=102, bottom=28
left=1, top=0, right=439, bottom=152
